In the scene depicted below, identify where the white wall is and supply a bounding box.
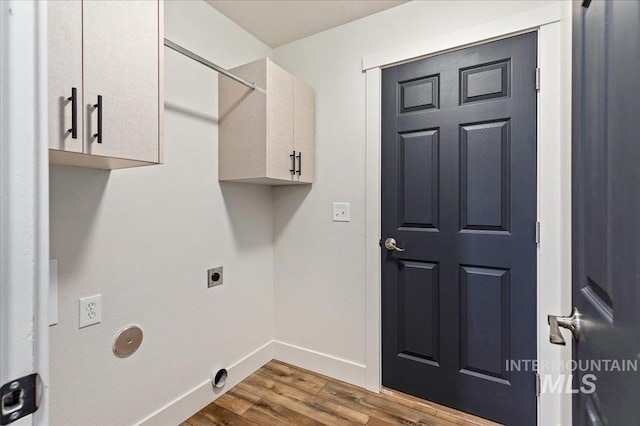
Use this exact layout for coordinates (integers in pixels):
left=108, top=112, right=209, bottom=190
left=272, top=0, right=559, bottom=372
left=49, top=2, right=273, bottom=424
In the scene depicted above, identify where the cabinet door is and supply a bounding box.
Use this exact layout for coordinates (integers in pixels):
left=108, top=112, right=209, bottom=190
left=267, top=61, right=295, bottom=181
left=83, top=0, right=159, bottom=162
left=48, top=0, right=83, bottom=153
left=293, top=78, right=314, bottom=183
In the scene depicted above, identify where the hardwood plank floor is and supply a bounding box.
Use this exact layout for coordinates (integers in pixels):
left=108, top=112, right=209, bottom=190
left=183, top=360, right=501, bottom=426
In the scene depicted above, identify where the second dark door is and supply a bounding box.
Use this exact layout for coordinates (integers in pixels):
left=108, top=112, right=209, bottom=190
left=571, top=0, right=640, bottom=424
left=381, top=32, right=538, bottom=425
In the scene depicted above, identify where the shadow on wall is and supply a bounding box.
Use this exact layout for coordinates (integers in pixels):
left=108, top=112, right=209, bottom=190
left=221, top=183, right=311, bottom=251
left=273, top=185, right=312, bottom=241
left=165, top=102, right=218, bottom=125
left=219, top=182, right=286, bottom=252
left=49, top=165, right=110, bottom=274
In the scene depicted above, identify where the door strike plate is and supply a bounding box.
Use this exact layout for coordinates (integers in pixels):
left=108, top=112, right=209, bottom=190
left=1, top=373, right=41, bottom=425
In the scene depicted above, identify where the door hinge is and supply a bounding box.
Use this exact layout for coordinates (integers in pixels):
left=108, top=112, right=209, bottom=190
left=1, top=374, right=41, bottom=425
left=535, top=373, right=541, bottom=396
left=535, top=221, right=541, bottom=245
left=535, top=68, right=541, bottom=91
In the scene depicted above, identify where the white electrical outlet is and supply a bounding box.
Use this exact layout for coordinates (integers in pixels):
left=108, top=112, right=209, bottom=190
left=333, top=202, right=350, bottom=222
left=79, top=294, right=101, bottom=328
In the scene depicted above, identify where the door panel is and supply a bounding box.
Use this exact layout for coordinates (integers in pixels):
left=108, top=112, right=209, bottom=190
left=83, top=0, right=159, bottom=162
left=48, top=0, right=83, bottom=153
left=399, top=75, right=439, bottom=112
left=460, top=120, right=510, bottom=231
left=382, top=32, right=537, bottom=425
left=572, top=1, right=640, bottom=424
left=460, top=60, right=510, bottom=104
left=399, top=130, right=439, bottom=229
left=398, top=261, right=440, bottom=364
left=460, top=266, right=510, bottom=382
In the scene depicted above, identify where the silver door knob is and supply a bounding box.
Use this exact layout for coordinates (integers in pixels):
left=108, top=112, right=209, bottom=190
left=548, top=307, right=581, bottom=345
left=384, top=238, right=405, bottom=252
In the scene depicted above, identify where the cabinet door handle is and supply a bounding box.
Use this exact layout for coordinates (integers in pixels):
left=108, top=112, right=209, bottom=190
left=290, top=150, right=296, bottom=175
left=296, top=152, right=302, bottom=175
left=67, top=87, right=78, bottom=139
left=93, top=95, right=102, bottom=144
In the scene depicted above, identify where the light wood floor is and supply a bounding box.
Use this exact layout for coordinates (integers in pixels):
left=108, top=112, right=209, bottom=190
left=182, top=360, right=500, bottom=426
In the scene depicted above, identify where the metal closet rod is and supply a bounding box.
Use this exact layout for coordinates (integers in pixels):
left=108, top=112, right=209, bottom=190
left=163, top=38, right=256, bottom=90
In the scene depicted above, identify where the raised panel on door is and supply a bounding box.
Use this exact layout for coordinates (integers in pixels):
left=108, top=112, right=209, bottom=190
left=48, top=0, right=83, bottom=153
left=399, top=75, right=439, bottom=112
left=399, top=129, right=439, bottom=230
left=267, top=60, right=294, bottom=181
left=460, top=120, right=510, bottom=232
left=460, top=266, right=510, bottom=383
left=83, top=0, right=159, bottom=163
left=397, top=261, right=440, bottom=364
left=293, top=77, right=314, bottom=183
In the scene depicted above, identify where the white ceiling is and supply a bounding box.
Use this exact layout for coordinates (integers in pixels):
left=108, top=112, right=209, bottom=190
left=205, top=0, right=408, bottom=48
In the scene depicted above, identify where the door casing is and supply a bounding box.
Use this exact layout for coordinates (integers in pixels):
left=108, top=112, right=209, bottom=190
left=0, top=1, right=50, bottom=424
left=363, top=3, right=572, bottom=425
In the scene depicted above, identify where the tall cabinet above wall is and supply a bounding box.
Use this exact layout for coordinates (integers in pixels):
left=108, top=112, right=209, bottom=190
left=219, top=58, right=315, bottom=185
left=48, top=0, right=163, bottom=170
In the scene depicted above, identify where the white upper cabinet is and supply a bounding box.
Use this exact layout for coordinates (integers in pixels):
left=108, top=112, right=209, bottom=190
left=219, top=58, right=315, bottom=185
left=48, top=0, right=163, bottom=170
left=48, top=0, right=83, bottom=154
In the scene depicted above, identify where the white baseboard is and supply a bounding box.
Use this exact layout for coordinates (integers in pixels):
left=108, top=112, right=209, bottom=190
left=272, top=340, right=367, bottom=388
left=136, top=340, right=367, bottom=425
left=137, top=341, right=274, bottom=426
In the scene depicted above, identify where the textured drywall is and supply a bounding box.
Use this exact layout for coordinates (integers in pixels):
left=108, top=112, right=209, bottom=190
left=49, top=2, right=273, bottom=424
left=272, top=0, right=559, bottom=366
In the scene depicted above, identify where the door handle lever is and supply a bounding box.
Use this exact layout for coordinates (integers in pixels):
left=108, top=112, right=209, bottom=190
left=548, top=307, right=581, bottom=345
left=384, top=238, right=405, bottom=252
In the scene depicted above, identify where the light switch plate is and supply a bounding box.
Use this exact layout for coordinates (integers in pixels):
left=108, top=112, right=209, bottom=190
left=333, top=203, right=350, bottom=222
left=79, top=294, right=101, bottom=328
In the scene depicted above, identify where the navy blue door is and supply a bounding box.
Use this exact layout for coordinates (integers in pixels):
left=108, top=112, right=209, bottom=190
left=572, top=1, right=640, bottom=424
left=381, top=33, right=538, bottom=425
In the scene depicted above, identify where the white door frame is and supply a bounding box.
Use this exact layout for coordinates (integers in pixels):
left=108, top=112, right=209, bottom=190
left=363, top=3, right=572, bottom=425
left=0, top=1, right=49, bottom=424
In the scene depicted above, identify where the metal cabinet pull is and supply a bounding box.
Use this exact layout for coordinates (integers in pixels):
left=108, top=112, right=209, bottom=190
left=296, top=152, right=302, bottom=175
left=93, top=95, right=102, bottom=144
left=67, top=87, right=78, bottom=139
left=290, top=150, right=296, bottom=175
